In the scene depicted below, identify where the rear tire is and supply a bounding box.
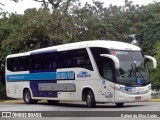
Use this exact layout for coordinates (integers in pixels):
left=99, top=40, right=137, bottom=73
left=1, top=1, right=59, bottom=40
left=86, top=90, right=96, bottom=108
left=116, top=103, right=124, bottom=107
left=23, top=89, right=38, bottom=104
left=47, top=100, right=59, bottom=105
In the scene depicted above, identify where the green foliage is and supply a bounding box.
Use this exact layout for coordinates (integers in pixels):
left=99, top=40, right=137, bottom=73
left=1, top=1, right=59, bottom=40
left=150, top=43, right=160, bottom=90
left=1, top=0, right=160, bottom=94
left=0, top=83, right=7, bottom=100
left=133, top=2, right=160, bottom=55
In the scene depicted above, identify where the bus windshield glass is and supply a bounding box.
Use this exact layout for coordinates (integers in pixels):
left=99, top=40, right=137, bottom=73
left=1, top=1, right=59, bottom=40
left=111, top=50, right=149, bottom=86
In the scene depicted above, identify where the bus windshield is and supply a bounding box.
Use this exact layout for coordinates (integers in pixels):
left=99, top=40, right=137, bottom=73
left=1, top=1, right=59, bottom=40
left=111, top=50, right=150, bottom=86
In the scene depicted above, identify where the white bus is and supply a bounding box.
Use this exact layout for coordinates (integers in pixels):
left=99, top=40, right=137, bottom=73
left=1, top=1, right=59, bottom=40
left=5, top=40, right=157, bottom=107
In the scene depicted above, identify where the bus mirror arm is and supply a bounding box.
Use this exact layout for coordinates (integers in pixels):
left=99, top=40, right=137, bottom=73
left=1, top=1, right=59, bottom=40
left=144, top=55, right=157, bottom=69
left=100, top=54, right=120, bottom=69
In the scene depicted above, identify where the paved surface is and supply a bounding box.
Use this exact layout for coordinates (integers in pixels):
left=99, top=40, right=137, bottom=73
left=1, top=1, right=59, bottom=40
left=0, top=101, right=160, bottom=120
left=0, top=101, right=160, bottom=111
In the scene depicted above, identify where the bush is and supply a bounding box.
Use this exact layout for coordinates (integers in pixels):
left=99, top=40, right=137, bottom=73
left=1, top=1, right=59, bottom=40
left=0, top=82, right=7, bottom=100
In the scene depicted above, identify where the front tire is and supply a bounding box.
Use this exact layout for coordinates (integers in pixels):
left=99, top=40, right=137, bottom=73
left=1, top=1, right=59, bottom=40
left=86, top=90, right=96, bottom=108
left=23, top=89, right=38, bottom=104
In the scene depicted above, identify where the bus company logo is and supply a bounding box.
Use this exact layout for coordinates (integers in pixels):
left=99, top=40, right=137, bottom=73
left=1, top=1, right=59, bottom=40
left=56, top=71, right=75, bottom=80
left=2, top=112, right=42, bottom=118
left=120, top=87, right=132, bottom=92
left=77, top=71, right=91, bottom=78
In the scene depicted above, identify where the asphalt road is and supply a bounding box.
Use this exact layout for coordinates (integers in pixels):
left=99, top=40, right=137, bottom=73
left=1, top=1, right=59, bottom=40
left=0, top=101, right=160, bottom=111
left=0, top=101, right=160, bottom=120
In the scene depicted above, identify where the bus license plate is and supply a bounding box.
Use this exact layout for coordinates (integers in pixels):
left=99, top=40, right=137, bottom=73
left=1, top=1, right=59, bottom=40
left=135, top=96, right=141, bottom=101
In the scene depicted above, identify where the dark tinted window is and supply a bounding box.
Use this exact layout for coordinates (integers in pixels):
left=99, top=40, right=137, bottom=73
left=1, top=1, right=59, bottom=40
left=44, top=53, right=57, bottom=70
left=57, top=51, right=72, bottom=68
left=30, top=55, right=44, bottom=70
left=90, top=47, right=113, bottom=81
left=30, top=52, right=57, bottom=72
left=7, top=56, right=29, bottom=72
left=7, top=52, right=57, bottom=72
left=7, top=48, right=93, bottom=72
left=73, top=49, right=93, bottom=70
left=57, top=48, right=93, bottom=71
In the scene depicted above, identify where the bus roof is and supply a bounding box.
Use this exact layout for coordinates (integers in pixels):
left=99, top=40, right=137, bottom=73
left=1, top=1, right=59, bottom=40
left=7, top=40, right=141, bottom=58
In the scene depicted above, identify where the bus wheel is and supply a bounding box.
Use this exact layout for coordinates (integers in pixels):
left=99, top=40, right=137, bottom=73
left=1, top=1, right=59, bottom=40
left=23, top=89, right=37, bottom=104
left=116, top=103, right=124, bottom=107
left=86, top=90, right=96, bottom=108
left=47, top=100, right=59, bottom=105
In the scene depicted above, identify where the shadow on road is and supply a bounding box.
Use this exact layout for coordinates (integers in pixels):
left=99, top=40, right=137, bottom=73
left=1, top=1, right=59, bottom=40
left=34, top=102, right=148, bottom=108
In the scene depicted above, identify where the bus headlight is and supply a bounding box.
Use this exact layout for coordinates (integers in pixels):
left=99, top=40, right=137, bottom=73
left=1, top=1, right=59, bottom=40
left=118, top=96, right=123, bottom=100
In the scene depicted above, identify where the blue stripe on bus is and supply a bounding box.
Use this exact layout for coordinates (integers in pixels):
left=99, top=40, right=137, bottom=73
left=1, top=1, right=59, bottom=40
left=6, top=71, right=75, bottom=81
left=6, top=72, right=56, bottom=81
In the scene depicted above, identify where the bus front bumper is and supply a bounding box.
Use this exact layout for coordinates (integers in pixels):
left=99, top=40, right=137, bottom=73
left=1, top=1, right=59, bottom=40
left=114, top=90, right=151, bottom=103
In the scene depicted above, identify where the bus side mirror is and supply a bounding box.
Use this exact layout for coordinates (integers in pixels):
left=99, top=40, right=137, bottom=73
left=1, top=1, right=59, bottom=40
left=144, top=55, right=157, bottom=69
left=100, top=54, right=120, bottom=69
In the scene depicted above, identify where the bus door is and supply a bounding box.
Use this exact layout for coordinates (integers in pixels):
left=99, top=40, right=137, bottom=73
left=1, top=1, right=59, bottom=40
left=98, top=57, right=115, bottom=102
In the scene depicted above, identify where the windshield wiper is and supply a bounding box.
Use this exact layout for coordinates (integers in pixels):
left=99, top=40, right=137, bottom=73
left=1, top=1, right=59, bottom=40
left=133, top=62, right=146, bottom=85
left=130, top=63, right=137, bottom=80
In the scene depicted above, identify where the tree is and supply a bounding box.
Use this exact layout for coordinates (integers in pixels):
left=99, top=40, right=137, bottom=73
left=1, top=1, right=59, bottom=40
left=149, top=43, right=160, bottom=90
left=133, top=2, right=160, bottom=55
left=1, top=0, right=160, bottom=96
left=34, top=0, right=62, bottom=9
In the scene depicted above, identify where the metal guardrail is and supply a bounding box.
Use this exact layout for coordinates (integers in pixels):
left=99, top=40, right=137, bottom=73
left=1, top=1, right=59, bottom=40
left=151, top=91, right=160, bottom=99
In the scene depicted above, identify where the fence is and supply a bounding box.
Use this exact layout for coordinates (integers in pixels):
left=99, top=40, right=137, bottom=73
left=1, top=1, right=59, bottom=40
left=151, top=90, right=160, bottom=99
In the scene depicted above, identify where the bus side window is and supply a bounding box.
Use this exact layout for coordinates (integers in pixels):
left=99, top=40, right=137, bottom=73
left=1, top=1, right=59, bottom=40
left=29, top=52, right=57, bottom=72
left=30, top=55, right=44, bottom=70
left=73, top=49, right=93, bottom=71
left=44, top=53, right=57, bottom=70
left=57, top=51, right=72, bottom=68
left=7, top=58, right=15, bottom=71
left=7, top=56, right=29, bottom=72
left=57, top=48, right=93, bottom=71
left=19, top=57, right=29, bottom=71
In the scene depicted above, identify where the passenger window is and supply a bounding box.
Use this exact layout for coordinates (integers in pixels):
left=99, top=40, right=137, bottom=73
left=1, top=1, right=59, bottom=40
left=44, top=53, right=57, bottom=70
left=19, top=57, right=29, bottom=71
left=73, top=49, right=93, bottom=71
left=57, top=51, right=72, bottom=68
left=57, top=48, right=93, bottom=71
left=7, top=49, right=93, bottom=72
left=30, top=52, right=57, bottom=72
left=30, top=55, right=44, bottom=70
left=7, top=56, right=29, bottom=72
